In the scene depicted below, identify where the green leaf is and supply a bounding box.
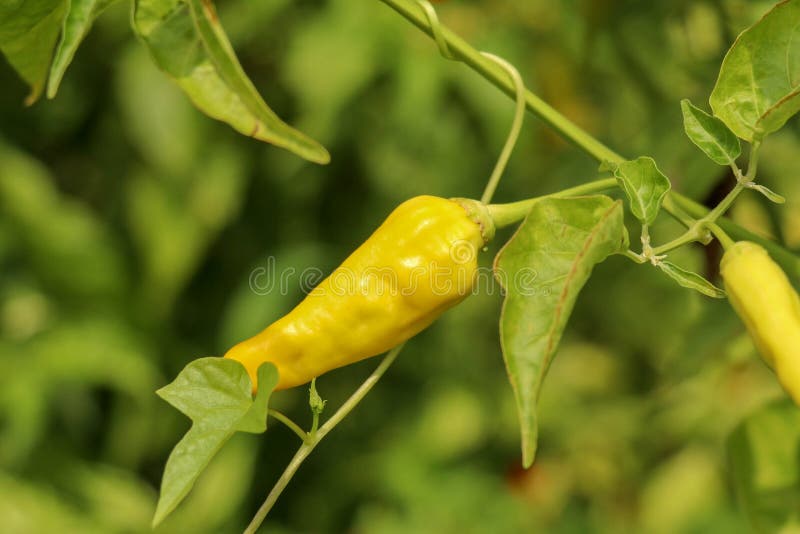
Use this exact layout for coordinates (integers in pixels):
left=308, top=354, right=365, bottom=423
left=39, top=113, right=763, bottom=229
left=680, top=99, right=741, bottom=166
left=611, top=157, right=671, bottom=225
left=657, top=261, right=726, bottom=298
left=157, top=435, right=259, bottom=532
left=235, top=366, right=276, bottom=434
left=749, top=183, right=786, bottom=204
left=47, top=0, right=118, bottom=98
left=0, top=0, right=67, bottom=104
left=153, top=358, right=278, bottom=527
left=710, top=0, right=800, bottom=141
left=132, top=0, right=329, bottom=164
left=494, top=196, right=627, bottom=468
left=728, top=400, right=800, bottom=532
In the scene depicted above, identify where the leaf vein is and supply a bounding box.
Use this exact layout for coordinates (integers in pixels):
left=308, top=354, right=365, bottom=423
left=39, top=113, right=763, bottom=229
left=538, top=203, right=619, bottom=388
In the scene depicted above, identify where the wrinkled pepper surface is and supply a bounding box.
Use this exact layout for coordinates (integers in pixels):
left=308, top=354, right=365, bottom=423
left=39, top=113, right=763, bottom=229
left=225, top=195, right=493, bottom=391
left=721, top=241, right=800, bottom=405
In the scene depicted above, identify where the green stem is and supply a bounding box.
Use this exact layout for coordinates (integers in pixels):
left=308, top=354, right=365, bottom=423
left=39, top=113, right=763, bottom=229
left=744, top=137, right=761, bottom=181
left=487, top=178, right=617, bottom=228
left=707, top=223, right=734, bottom=251
left=622, top=249, right=646, bottom=264
left=651, top=140, right=755, bottom=257
left=309, top=409, right=320, bottom=442
left=650, top=185, right=743, bottom=256
left=244, top=344, right=405, bottom=534
left=670, top=193, right=800, bottom=280
left=375, top=0, right=712, bottom=243
left=480, top=52, right=526, bottom=204
left=267, top=409, right=308, bottom=442
left=640, top=224, right=652, bottom=257
left=375, top=0, right=800, bottom=268
left=376, top=0, right=623, bottom=164
left=703, top=182, right=745, bottom=224
left=650, top=229, right=701, bottom=256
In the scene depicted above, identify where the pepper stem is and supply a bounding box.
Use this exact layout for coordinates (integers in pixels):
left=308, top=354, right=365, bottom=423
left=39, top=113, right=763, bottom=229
left=486, top=177, right=618, bottom=230
left=451, top=197, right=496, bottom=244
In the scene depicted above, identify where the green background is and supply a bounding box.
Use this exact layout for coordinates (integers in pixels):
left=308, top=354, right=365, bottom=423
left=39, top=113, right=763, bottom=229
left=1, top=0, right=798, bottom=532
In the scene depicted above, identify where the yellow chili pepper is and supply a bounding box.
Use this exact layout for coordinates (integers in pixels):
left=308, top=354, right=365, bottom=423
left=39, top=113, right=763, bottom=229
left=225, top=195, right=493, bottom=391
left=721, top=241, right=800, bottom=405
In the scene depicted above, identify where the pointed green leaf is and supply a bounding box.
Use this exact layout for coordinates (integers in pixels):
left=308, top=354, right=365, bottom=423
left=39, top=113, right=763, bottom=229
left=494, top=196, right=627, bottom=468
left=186, top=0, right=330, bottom=163
left=749, top=183, right=786, bottom=204
left=153, top=358, right=278, bottom=526
left=612, top=156, right=671, bottom=225
left=47, top=0, right=118, bottom=98
left=0, top=0, right=67, bottom=104
left=680, top=99, right=741, bottom=166
left=657, top=261, right=726, bottom=298
left=710, top=0, right=800, bottom=141
left=728, top=400, right=800, bottom=532
left=132, top=0, right=329, bottom=164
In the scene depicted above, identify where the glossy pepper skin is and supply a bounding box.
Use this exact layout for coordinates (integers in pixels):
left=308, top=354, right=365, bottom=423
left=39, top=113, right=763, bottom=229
left=225, top=196, right=492, bottom=391
left=721, top=241, right=800, bottom=405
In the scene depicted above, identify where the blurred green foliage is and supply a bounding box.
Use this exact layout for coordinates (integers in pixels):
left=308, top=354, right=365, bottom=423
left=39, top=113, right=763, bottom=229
left=1, top=0, right=799, bottom=532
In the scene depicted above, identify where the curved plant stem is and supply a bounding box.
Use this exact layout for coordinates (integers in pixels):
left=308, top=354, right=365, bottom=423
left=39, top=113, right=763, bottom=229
left=652, top=184, right=745, bottom=256
left=416, top=0, right=454, bottom=59
left=669, top=193, right=800, bottom=280
left=244, top=344, right=405, bottom=534
left=267, top=409, right=308, bottom=442
left=707, top=223, right=734, bottom=251
left=377, top=0, right=622, bottom=164
left=376, top=0, right=694, bottom=227
left=479, top=52, right=526, bottom=204
left=652, top=141, right=762, bottom=256
left=622, top=249, right=647, bottom=263
left=487, top=178, right=617, bottom=228
left=375, top=0, right=800, bottom=270
left=744, top=138, right=761, bottom=180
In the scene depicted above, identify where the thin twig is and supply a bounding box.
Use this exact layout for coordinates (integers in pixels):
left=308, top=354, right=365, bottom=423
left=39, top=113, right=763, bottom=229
left=244, top=344, right=405, bottom=533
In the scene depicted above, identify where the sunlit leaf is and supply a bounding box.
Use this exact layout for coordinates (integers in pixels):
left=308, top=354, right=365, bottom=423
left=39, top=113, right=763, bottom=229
left=710, top=0, right=800, bottom=141
left=0, top=0, right=67, bottom=104
left=611, top=157, right=671, bottom=225
left=47, top=0, right=119, bottom=98
left=680, top=99, right=741, bottom=166
left=494, top=196, right=627, bottom=467
left=132, top=0, right=329, bottom=164
left=153, top=358, right=278, bottom=526
left=657, top=261, right=726, bottom=298
left=728, top=400, right=800, bottom=532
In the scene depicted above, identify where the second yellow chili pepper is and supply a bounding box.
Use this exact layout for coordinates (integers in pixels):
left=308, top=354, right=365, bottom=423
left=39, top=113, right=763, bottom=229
left=721, top=241, right=800, bottom=405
